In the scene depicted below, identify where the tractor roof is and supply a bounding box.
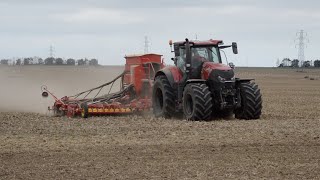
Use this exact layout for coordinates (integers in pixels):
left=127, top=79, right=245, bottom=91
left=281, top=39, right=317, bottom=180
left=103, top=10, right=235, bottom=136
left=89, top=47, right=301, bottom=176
left=174, top=39, right=223, bottom=46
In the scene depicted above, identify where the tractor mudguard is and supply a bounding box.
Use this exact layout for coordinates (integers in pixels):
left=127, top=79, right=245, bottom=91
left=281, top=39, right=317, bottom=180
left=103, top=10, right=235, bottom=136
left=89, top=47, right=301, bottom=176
left=155, top=66, right=183, bottom=88
left=186, top=79, right=206, bottom=84
left=235, top=78, right=254, bottom=86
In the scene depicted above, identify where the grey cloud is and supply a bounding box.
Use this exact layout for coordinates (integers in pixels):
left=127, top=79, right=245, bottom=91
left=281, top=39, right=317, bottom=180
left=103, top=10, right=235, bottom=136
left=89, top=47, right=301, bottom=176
left=0, top=0, right=319, bottom=67
left=1, top=0, right=319, bottom=9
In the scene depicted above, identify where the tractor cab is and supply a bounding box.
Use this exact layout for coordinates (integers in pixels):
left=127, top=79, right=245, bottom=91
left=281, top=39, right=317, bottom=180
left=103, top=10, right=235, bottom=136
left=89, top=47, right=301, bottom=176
left=170, top=39, right=237, bottom=79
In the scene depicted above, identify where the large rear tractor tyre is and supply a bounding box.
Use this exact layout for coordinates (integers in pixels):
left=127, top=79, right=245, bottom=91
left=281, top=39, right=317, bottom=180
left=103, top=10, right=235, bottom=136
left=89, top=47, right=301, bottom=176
left=152, top=75, right=176, bottom=118
left=81, top=103, right=89, bottom=118
left=183, top=83, right=212, bottom=121
left=235, top=82, right=262, bottom=120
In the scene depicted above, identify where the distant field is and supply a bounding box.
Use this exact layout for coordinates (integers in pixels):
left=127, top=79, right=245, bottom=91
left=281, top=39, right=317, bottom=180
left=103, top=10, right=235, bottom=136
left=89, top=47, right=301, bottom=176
left=0, top=66, right=320, bottom=179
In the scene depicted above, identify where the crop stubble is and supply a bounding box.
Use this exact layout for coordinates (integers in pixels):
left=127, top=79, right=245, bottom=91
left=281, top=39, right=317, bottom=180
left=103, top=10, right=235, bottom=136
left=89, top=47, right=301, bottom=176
left=0, top=66, right=320, bottom=179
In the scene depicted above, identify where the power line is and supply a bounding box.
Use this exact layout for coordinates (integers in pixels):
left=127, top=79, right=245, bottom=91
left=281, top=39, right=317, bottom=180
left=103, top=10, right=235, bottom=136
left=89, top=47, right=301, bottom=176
left=295, top=30, right=309, bottom=68
left=144, top=36, right=149, bottom=54
left=49, top=45, right=55, bottom=58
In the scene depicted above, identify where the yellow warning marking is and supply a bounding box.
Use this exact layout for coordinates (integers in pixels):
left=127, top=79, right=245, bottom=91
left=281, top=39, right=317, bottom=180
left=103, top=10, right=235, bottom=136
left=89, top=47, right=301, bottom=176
left=110, top=109, right=114, bottom=113
left=88, top=108, right=93, bottom=113
left=98, top=109, right=103, bottom=113
left=126, top=108, right=131, bottom=112
left=115, top=109, right=120, bottom=112
left=121, top=108, right=126, bottom=112
left=93, top=108, right=98, bottom=113
left=105, top=109, right=109, bottom=113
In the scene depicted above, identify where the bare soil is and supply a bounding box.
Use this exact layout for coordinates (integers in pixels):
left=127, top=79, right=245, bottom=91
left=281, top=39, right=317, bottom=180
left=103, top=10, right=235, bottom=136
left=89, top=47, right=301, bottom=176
left=0, top=66, right=320, bottom=179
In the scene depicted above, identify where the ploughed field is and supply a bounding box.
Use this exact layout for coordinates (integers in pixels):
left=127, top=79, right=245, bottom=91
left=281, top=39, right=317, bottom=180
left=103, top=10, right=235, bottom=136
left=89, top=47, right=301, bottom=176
left=0, top=65, right=320, bottom=179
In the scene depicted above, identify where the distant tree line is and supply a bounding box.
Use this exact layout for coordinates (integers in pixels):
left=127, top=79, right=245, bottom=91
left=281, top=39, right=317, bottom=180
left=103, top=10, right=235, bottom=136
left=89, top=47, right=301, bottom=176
left=314, top=60, right=320, bottom=67
left=0, top=59, right=9, bottom=65
left=278, top=58, right=320, bottom=68
left=1, top=57, right=99, bottom=66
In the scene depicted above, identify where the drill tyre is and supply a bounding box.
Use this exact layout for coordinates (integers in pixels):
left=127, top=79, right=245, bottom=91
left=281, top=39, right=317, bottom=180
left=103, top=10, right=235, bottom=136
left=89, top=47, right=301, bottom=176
left=235, top=82, right=262, bottom=120
left=183, top=83, right=212, bottom=121
left=152, top=75, right=176, bottom=118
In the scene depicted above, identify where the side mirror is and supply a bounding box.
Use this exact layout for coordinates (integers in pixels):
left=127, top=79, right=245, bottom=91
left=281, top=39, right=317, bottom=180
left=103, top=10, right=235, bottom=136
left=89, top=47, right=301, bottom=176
left=171, top=57, right=177, bottom=65
left=229, top=62, right=235, bottom=69
left=232, top=42, right=238, bottom=54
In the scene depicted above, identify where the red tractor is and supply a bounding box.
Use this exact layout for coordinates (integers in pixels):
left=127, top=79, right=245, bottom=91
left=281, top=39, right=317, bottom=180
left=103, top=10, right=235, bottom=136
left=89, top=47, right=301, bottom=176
left=152, top=38, right=262, bottom=120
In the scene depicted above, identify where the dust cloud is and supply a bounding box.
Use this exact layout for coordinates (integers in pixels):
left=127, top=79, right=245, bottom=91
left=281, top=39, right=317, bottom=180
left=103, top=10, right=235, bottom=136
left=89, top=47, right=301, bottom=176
left=0, top=65, right=124, bottom=114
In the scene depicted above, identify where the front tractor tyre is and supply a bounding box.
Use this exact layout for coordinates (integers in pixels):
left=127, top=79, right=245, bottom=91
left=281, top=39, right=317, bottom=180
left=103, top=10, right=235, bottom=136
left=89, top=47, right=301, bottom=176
left=152, top=75, right=176, bottom=118
left=235, top=82, right=262, bottom=120
left=183, top=83, right=213, bottom=121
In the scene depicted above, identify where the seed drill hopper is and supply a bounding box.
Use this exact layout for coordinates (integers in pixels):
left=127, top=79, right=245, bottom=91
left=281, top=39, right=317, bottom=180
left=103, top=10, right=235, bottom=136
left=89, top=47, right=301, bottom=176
left=42, top=54, right=164, bottom=118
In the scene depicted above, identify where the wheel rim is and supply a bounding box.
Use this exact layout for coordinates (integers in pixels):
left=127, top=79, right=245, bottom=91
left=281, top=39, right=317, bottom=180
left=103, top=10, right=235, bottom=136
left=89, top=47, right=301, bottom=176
left=184, top=94, right=193, bottom=116
left=155, top=88, right=163, bottom=110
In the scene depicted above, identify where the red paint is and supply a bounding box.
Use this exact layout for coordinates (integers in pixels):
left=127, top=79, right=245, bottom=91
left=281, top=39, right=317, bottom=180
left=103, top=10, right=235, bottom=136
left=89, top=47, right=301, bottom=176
left=174, top=39, right=223, bottom=46
left=165, top=66, right=183, bottom=83
left=124, top=54, right=164, bottom=96
left=201, top=62, right=232, bottom=80
left=124, top=54, right=162, bottom=70
left=44, top=53, right=164, bottom=118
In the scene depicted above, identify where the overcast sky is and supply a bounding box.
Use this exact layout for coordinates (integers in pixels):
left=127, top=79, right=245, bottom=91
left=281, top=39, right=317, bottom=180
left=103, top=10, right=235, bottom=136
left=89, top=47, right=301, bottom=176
left=0, top=0, right=319, bottom=66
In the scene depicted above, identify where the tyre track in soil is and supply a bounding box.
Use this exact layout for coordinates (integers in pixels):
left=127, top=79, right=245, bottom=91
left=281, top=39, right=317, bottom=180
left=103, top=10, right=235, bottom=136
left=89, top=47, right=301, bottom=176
left=0, top=66, right=320, bottom=179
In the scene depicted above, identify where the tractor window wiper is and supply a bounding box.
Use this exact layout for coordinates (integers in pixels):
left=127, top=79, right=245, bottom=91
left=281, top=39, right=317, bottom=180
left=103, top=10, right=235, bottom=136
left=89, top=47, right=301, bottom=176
left=207, top=47, right=217, bottom=56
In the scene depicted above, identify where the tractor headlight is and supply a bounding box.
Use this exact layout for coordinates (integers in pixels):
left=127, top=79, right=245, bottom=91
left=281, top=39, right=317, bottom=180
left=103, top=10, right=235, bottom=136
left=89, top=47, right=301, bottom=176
left=218, top=75, right=236, bottom=82
left=218, top=76, right=226, bottom=82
